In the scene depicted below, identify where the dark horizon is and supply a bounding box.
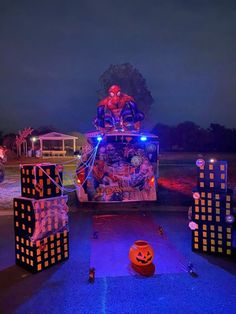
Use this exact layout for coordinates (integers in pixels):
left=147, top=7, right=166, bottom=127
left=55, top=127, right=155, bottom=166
left=0, top=1, right=236, bottom=134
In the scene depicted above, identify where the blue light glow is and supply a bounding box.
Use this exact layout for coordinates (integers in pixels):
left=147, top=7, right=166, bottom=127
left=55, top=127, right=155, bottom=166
left=140, top=135, right=147, bottom=141
left=97, top=135, right=103, bottom=142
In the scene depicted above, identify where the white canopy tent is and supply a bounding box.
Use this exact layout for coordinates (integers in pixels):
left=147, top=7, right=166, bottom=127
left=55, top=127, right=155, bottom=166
left=36, top=132, right=77, bottom=157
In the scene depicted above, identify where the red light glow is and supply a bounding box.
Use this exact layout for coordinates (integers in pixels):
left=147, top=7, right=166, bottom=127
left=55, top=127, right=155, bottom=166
left=149, top=176, right=155, bottom=187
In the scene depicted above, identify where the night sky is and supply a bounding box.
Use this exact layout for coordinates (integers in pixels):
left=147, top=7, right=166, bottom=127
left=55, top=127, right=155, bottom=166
left=0, top=0, right=236, bottom=134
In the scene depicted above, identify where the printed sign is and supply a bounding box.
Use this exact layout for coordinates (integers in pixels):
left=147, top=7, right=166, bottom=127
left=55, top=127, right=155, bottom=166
left=78, top=140, right=158, bottom=202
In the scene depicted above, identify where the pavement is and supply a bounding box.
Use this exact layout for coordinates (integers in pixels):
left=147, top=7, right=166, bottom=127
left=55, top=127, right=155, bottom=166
left=0, top=211, right=236, bottom=314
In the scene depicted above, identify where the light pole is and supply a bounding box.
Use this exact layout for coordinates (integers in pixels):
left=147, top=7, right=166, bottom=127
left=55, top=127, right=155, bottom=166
left=31, top=137, right=37, bottom=156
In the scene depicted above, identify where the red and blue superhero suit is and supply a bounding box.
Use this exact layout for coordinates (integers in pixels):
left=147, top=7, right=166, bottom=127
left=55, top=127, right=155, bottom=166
left=95, top=85, right=144, bottom=131
left=98, top=85, right=134, bottom=114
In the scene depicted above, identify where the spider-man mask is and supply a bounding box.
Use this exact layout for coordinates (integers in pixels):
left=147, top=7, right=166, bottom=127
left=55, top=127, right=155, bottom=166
left=108, top=85, right=121, bottom=98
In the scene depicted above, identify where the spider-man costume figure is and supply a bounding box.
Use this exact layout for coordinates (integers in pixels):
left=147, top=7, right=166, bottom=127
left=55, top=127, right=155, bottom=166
left=94, top=85, right=144, bottom=131
left=98, top=85, right=134, bottom=113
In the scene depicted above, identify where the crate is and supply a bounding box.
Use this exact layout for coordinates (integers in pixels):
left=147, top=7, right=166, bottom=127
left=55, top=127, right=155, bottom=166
left=15, top=230, right=69, bottom=273
left=20, top=163, right=63, bottom=199
left=192, top=223, right=232, bottom=255
left=14, top=196, right=68, bottom=240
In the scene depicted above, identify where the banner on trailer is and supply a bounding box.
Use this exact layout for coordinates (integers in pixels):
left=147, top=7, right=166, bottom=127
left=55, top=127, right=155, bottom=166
left=81, top=140, right=158, bottom=202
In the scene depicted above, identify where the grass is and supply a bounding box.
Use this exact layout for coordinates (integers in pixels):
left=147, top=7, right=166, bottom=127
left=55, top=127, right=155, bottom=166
left=1, top=152, right=236, bottom=211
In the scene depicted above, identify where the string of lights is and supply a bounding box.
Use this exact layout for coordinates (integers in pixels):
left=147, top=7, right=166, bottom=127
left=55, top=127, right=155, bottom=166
left=79, top=144, right=99, bottom=189
left=36, top=141, right=100, bottom=194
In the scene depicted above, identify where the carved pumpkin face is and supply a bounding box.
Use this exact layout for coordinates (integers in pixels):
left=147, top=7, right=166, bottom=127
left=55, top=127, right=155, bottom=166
left=129, top=240, right=154, bottom=266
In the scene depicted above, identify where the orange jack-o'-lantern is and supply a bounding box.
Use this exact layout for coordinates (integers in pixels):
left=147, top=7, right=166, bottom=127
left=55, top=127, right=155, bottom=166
left=129, top=240, right=154, bottom=266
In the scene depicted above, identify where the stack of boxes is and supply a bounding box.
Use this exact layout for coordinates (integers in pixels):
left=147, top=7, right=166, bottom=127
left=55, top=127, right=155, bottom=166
left=191, top=160, right=233, bottom=256
left=14, top=163, right=69, bottom=273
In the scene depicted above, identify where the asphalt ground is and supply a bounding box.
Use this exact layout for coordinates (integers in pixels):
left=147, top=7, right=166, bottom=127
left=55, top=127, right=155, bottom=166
left=0, top=211, right=236, bottom=314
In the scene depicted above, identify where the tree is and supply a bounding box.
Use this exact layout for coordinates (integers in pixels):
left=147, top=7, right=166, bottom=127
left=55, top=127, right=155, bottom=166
left=207, top=123, right=236, bottom=152
left=152, top=123, right=174, bottom=151
left=0, top=131, right=3, bottom=145
left=33, top=125, right=57, bottom=136
left=152, top=121, right=212, bottom=152
left=174, top=121, right=202, bottom=151
left=69, top=131, right=87, bottom=148
left=2, top=133, right=16, bottom=150
left=97, top=63, right=154, bottom=117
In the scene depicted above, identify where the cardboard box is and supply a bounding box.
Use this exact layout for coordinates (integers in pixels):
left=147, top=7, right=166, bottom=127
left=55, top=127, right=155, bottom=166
left=20, top=163, right=63, bottom=199
left=15, top=230, right=69, bottom=273
left=14, top=196, right=68, bottom=241
left=197, top=161, right=227, bottom=192
left=192, top=223, right=232, bottom=255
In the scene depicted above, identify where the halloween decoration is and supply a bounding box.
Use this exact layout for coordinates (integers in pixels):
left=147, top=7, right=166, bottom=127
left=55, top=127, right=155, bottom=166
left=95, top=85, right=144, bottom=131
left=76, top=84, right=159, bottom=203
left=20, top=163, right=63, bottom=199
left=190, top=160, right=234, bottom=256
left=188, top=221, right=198, bottom=230
left=129, top=240, right=154, bottom=266
left=196, top=159, right=205, bottom=168
left=89, top=267, right=95, bottom=283
left=16, top=127, right=34, bottom=158
left=14, top=163, right=69, bottom=273
left=131, top=155, right=142, bottom=167
left=76, top=132, right=159, bottom=202
left=158, top=226, right=164, bottom=236
left=192, top=192, right=200, bottom=200
left=187, top=262, right=198, bottom=278
left=225, top=215, right=235, bottom=224
left=129, top=240, right=155, bottom=276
